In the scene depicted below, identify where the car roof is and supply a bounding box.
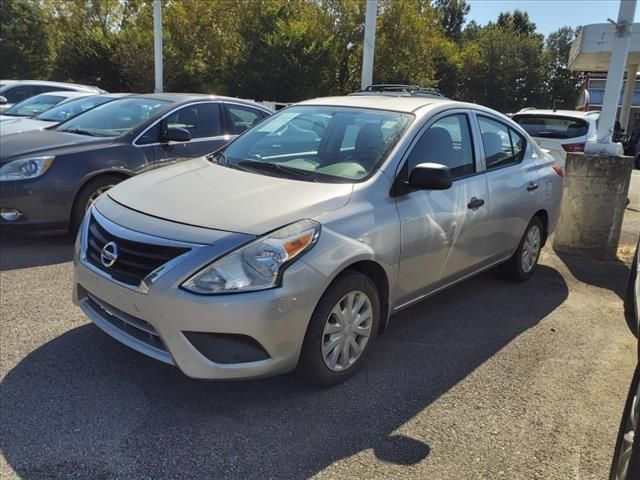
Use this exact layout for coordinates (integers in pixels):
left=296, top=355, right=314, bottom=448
left=296, top=95, right=450, bottom=113
left=0, top=80, right=103, bottom=92
left=126, top=93, right=273, bottom=111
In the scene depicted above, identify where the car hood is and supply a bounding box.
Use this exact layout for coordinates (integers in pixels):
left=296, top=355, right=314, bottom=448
left=107, top=157, right=354, bottom=235
left=0, top=118, right=56, bottom=136
left=0, top=129, right=114, bottom=162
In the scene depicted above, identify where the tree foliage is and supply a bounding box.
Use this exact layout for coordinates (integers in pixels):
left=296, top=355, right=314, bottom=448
left=0, top=0, right=582, bottom=112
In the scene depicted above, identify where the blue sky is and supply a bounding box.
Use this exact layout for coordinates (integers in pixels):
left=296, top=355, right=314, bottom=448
left=466, top=0, right=640, bottom=36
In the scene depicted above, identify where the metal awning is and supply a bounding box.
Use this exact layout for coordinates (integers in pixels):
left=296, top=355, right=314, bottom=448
left=569, top=23, right=640, bottom=71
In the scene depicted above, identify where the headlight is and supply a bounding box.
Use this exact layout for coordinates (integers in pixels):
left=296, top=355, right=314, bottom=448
left=0, top=156, right=55, bottom=182
left=182, top=219, right=321, bottom=294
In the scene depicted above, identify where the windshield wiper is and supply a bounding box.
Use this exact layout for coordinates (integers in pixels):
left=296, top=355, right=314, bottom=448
left=61, top=128, right=99, bottom=137
left=238, top=159, right=319, bottom=182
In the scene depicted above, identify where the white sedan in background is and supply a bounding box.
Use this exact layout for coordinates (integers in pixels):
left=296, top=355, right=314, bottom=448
left=0, top=93, right=127, bottom=136
left=511, top=109, right=599, bottom=167
left=0, top=91, right=93, bottom=123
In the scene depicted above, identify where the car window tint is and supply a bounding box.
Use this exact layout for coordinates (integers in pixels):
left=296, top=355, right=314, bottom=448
left=2, top=85, right=41, bottom=104
left=478, top=116, right=524, bottom=170
left=227, top=105, right=264, bottom=134
left=406, top=113, right=475, bottom=179
left=4, top=94, right=67, bottom=117
left=166, top=103, right=222, bottom=139
left=38, top=95, right=113, bottom=122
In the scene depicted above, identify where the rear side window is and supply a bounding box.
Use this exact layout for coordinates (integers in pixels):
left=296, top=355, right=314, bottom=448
left=226, top=104, right=266, bottom=134
left=512, top=114, right=589, bottom=139
left=406, top=113, right=475, bottom=179
left=2, top=85, right=42, bottom=103
left=478, top=116, right=526, bottom=170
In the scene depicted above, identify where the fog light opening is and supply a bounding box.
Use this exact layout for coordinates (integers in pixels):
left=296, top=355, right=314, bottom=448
left=0, top=209, right=23, bottom=221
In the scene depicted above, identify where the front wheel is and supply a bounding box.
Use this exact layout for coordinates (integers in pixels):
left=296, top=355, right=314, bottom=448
left=502, top=216, right=544, bottom=282
left=609, top=366, right=640, bottom=480
left=70, top=175, right=122, bottom=235
left=296, top=271, right=380, bottom=386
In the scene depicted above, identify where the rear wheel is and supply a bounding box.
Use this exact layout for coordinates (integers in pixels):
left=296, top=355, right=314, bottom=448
left=502, top=216, right=544, bottom=282
left=609, top=366, right=640, bottom=480
left=70, top=175, right=122, bottom=235
left=296, top=271, right=380, bottom=386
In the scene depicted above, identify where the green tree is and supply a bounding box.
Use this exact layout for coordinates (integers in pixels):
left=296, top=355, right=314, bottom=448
left=544, top=26, right=582, bottom=109
left=0, top=0, right=52, bottom=79
left=434, top=0, right=469, bottom=42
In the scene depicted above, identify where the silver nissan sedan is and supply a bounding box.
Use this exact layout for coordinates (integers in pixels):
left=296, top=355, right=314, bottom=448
left=73, top=95, right=563, bottom=385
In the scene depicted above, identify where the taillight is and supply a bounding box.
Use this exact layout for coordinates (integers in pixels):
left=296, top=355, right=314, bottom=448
left=552, top=165, right=564, bottom=177
left=562, top=142, right=585, bottom=153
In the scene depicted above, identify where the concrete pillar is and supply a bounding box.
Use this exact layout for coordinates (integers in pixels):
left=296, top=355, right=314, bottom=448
left=553, top=152, right=634, bottom=260
left=620, top=65, right=637, bottom=132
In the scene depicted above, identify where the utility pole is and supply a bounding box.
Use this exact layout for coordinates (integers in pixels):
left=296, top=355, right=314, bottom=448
left=361, top=0, right=377, bottom=90
left=153, top=0, right=163, bottom=93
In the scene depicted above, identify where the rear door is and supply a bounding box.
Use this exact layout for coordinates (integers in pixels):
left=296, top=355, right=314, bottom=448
left=394, top=111, right=491, bottom=305
left=150, top=102, right=229, bottom=168
left=476, top=114, right=541, bottom=261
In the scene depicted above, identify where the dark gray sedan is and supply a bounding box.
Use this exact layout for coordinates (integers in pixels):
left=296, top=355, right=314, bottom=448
left=0, top=93, right=272, bottom=233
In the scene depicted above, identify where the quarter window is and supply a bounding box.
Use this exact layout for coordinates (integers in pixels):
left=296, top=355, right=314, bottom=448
left=478, top=116, right=526, bottom=170
left=406, top=113, right=475, bottom=179
left=227, top=104, right=265, bottom=134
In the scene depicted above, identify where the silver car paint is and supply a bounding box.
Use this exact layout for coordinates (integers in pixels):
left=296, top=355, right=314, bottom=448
left=73, top=97, right=563, bottom=380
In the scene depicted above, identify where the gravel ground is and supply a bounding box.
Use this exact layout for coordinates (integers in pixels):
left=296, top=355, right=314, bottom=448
left=0, top=208, right=638, bottom=480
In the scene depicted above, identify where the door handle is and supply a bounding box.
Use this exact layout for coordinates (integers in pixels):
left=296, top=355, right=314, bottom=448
left=467, top=197, right=485, bottom=209
left=527, top=182, right=539, bottom=191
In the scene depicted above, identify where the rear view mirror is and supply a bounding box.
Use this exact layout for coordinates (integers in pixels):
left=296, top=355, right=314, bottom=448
left=164, top=127, right=191, bottom=143
left=408, top=163, right=452, bottom=190
left=0, top=96, right=7, bottom=105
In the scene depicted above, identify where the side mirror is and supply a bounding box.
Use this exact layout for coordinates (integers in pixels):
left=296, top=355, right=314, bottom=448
left=164, top=127, right=191, bottom=143
left=0, top=96, right=7, bottom=105
left=408, top=163, right=452, bottom=190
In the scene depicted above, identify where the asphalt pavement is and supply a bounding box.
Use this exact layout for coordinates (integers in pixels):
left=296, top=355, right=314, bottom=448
left=0, top=206, right=638, bottom=479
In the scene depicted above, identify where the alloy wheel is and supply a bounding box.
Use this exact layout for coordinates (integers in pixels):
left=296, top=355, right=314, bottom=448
left=521, top=224, right=541, bottom=273
left=321, top=290, right=373, bottom=372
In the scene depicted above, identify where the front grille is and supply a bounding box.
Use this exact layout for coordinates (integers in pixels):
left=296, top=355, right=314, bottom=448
left=86, top=214, right=189, bottom=287
left=80, top=285, right=168, bottom=354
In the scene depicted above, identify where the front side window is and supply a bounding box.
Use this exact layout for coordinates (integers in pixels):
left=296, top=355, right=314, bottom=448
left=406, top=113, right=475, bottom=179
left=3, top=94, right=66, bottom=117
left=478, top=116, right=526, bottom=170
left=217, top=106, right=412, bottom=183
left=166, top=103, right=222, bottom=139
left=1, top=85, right=41, bottom=104
left=57, top=97, right=168, bottom=137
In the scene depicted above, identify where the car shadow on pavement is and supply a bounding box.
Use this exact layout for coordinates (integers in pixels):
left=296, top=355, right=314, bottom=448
left=556, top=251, right=630, bottom=301
left=0, top=231, right=74, bottom=271
left=1, top=265, right=567, bottom=479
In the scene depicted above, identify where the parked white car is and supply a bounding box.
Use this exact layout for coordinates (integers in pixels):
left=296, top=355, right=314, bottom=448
left=0, top=93, right=126, bottom=136
left=511, top=109, right=599, bottom=167
left=0, top=80, right=105, bottom=113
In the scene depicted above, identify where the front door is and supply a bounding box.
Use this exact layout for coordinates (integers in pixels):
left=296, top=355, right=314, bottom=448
left=152, top=102, right=229, bottom=168
left=394, top=112, right=491, bottom=306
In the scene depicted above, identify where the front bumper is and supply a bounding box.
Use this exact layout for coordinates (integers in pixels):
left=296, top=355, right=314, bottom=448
left=0, top=178, right=70, bottom=231
left=72, top=217, right=328, bottom=380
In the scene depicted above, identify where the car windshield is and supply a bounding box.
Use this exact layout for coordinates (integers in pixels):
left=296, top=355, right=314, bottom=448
left=57, top=97, right=169, bottom=137
left=3, top=94, right=67, bottom=117
left=217, top=106, right=412, bottom=183
left=513, top=114, right=590, bottom=139
left=37, top=95, right=115, bottom=122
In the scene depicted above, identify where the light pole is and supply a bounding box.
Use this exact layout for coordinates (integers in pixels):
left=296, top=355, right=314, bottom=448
left=153, top=0, right=163, bottom=93
left=361, top=0, right=377, bottom=90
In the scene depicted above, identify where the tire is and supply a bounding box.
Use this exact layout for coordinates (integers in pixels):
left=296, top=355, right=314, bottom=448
left=635, top=154, right=640, bottom=170
left=624, top=246, right=638, bottom=337
left=609, top=366, right=640, bottom=480
left=70, top=175, right=123, bottom=235
left=296, top=271, right=380, bottom=386
left=502, top=216, right=544, bottom=282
